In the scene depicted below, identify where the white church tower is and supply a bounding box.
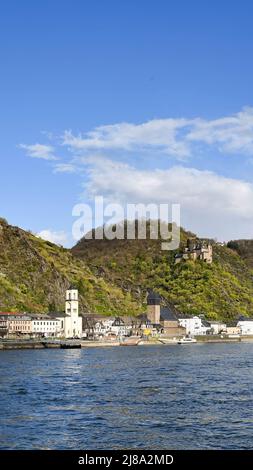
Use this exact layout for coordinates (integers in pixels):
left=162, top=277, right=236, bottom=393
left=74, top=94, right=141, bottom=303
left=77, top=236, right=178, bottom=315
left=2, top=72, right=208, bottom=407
left=65, top=287, right=79, bottom=317
left=63, top=286, right=82, bottom=338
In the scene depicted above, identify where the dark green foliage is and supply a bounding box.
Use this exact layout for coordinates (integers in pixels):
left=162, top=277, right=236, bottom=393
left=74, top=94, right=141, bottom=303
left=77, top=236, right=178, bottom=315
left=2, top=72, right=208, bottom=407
left=227, top=239, right=253, bottom=268
left=0, top=219, right=141, bottom=315
left=1, top=217, right=253, bottom=321
left=72, top=222, right=253, bottom=321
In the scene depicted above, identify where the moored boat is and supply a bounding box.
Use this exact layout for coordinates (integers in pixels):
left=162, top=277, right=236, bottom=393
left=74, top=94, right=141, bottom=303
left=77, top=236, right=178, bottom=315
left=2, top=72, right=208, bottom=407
left=178, top=336, right=197, bottom=344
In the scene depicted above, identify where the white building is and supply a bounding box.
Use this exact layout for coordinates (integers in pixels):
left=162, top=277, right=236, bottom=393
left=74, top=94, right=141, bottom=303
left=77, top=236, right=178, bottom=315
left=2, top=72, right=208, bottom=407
left=209, top=321, right=227, bottom=335
left=52, top=286, right=83, bottom=338
left=93, top=321, right=109, bottom=337
left=1, top=288, right=83, bottom=339
left=178, top=316, right=211, bottom=336
left=110, top=318, right=132, bottom=337
left=31, top=316, right=61, bottom=337
left=93, top=317, right=132, bottom=338
left=237, top=320, right=253, bottom=335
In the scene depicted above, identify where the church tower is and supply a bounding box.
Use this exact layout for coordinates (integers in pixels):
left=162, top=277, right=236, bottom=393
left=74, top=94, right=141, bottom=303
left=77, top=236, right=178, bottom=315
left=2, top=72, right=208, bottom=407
left=65, top=286, right=79, bottom=318
left=147, top=291, right=161, bottom=325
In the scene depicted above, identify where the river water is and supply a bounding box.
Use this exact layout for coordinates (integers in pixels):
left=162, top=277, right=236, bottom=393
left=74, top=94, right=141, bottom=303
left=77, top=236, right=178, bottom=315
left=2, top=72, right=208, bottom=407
left=0, top=343, right=253, bottom=449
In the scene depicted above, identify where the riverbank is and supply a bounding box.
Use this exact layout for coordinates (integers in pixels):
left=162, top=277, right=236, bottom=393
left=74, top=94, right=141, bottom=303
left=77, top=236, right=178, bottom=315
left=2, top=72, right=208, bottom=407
left=80, top=335, right=253, bottom=347
left=0, top=340, right=81, bottom=350
left=2, top=335, right=253, bottom=350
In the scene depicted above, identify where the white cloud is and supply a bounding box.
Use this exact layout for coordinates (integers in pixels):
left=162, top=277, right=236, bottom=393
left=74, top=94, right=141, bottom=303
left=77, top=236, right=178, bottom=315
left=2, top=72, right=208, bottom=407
left=19, top=106, right=253, bottom=241
left=53, top=163, right=77, bottom=173
left=37, top=229, right=68, bottom=246
left=20, top=106, right=253, bottom=162
left=188, top=107, right=253, bottom=155
left=62, top=106, right=253, bottom=158
left=84, top=156, right=253, bottom=216
left=62, top=118, right=192, bottom=158
left=82, top=156, right=253, bottom=240
left=19, top=143, right=58, bottom=160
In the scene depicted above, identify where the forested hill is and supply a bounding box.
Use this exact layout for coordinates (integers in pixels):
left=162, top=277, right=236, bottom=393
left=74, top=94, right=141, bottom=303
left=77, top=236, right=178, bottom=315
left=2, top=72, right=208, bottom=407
left=72, top=223, right=253, bottom=322
left=1, top=216, right=253, bottom=322
left=0, top=218, right=141, bottom=315
left=227, top=239, right=253, bottom=269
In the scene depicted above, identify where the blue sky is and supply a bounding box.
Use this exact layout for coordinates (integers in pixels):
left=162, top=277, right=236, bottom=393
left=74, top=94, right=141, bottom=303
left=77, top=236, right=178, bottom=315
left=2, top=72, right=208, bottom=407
left=1, top=0, right=253, bottom=245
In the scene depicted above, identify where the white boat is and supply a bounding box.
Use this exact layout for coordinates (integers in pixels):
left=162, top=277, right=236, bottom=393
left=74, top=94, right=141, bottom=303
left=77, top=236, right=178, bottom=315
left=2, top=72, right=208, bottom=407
left=178, top=336, right=197, bottom=344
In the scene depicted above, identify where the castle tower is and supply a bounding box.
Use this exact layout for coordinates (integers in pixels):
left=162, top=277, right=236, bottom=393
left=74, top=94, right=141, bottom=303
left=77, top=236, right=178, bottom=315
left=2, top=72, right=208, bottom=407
left=147, top=291, right=161, bottom=325
left=205, top=243, right=213, bottom=263
left=65, top=286, right=79, bottom=318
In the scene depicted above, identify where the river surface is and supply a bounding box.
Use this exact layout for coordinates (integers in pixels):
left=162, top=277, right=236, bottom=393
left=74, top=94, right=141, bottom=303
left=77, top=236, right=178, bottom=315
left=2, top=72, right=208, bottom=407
left=1, top=343, right=253, bottom=449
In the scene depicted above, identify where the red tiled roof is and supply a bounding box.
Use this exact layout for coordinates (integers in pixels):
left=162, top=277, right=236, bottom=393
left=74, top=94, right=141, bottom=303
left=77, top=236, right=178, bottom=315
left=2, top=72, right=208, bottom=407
left=0, top=312, right=25, bottom=315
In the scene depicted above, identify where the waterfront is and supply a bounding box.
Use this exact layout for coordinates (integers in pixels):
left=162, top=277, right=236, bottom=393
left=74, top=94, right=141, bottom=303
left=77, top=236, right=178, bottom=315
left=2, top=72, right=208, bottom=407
left=1, top=344, right=253, bottom=449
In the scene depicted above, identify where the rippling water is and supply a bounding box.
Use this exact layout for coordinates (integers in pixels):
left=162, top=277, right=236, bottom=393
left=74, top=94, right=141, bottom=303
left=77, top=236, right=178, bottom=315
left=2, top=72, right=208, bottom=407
left=1, top=343, right=253, bottom=449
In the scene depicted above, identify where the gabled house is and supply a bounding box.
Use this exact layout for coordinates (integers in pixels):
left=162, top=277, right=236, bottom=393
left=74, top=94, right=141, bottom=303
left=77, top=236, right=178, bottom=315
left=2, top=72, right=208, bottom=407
left=237, top=317, right=253, bottom=335
left=178, top=316, right=211, bottom=336
left=160, top=307, right=186, bottom=337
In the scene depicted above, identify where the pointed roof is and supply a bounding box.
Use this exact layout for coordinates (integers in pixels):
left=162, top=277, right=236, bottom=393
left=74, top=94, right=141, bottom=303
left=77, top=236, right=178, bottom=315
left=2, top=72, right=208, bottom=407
left=160, top=307, right=178, bottom=321
left=68, top=284, right=78, bottom=290
left=147, top=290, right=161, bottom=305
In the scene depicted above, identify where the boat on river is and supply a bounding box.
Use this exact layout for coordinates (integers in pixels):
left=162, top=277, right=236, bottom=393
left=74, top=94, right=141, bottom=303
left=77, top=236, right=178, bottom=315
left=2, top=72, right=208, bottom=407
left=178, top=336, right=197, bottom=345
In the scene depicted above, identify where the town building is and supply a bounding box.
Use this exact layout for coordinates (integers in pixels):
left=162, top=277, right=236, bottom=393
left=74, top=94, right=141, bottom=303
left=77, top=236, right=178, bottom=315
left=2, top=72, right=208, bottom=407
left=160, top=307, right=186, bottom=337
left=81, top=314, right=109, bottom=338
left=146, top=290, right=224, bottom=337
left=0, top=313, right=61, bottom=337
left=147, top=291, right=162, bottom=324
left=0, top=287, right=83, bottom=339
left=50, top=286, right=82, bottom=338
left=31, top=315, right=61, bottom=337
left=93, top=320, right=110, bottom=338
left=237, top=319, right=253, bottom=335
left=178, top=316, right=211, bottom=336
left=175, top=238, right=213, bottom=264
left=83, top=316, right=133, bottom=339
left=0, top=314, right=8, bottom=337
left=209, top=321, right=227, bottom=335
left=7, top=314, right=33, bottom=335
left=146, top=291, right=186, bottom=337
left=110, top=317, right=132, bottom=337
left=225, top=323, right=241, bottom=336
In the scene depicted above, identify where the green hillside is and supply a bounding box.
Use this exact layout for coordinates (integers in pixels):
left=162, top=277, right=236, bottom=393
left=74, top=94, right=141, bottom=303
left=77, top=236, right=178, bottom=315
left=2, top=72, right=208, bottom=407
left=0, top=218, right=141, bottom=315
left=1, top=216, right=253, bottom=321
left=72, top=222, right=253, bottom=322
left=227, top=239, right=253, bottom=269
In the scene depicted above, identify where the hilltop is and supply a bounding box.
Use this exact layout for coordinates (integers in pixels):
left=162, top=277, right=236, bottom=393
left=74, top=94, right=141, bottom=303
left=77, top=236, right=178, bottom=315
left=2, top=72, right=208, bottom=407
left=0, top=218, right=141, bottom=315
left=1, top=216, right=253, bottom=321
left=72, top=221, right=253, bottom=322
left=227, top=239, right=253, bottom=269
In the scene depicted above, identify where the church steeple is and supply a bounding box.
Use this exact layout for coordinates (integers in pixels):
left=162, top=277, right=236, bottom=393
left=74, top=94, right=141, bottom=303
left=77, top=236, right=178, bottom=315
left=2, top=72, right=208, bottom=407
left=147, top=290, right=161, bottom=324
left=65, top=286, right=79, bottom=317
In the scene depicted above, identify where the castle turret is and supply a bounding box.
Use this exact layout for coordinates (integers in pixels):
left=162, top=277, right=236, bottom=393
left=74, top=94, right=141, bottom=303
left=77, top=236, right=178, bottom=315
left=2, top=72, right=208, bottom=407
left=147, top=291, right=161, bottom=325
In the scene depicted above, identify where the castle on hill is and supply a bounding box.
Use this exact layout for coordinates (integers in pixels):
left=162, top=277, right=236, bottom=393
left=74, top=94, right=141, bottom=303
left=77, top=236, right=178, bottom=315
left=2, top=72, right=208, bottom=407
left=175, top=238, right=212, bottom=264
